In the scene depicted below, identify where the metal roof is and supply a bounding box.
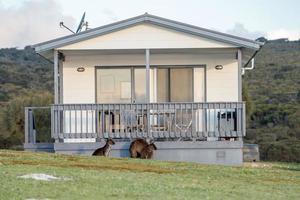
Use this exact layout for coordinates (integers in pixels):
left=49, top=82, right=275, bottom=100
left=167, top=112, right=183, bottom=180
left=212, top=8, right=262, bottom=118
left=32, top=13, right=263, bottom=52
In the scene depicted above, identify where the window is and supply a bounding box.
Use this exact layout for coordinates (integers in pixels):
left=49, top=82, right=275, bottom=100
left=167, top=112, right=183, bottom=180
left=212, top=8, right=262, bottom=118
left=96, top=66, right=205, bottom=103
left=96, top=68, right=147, bottom=103
left=157, top=67, right=204, bottom=102
left=96, top=68, right=131, bottom=103
left=134, top=68, right=146, bottom=103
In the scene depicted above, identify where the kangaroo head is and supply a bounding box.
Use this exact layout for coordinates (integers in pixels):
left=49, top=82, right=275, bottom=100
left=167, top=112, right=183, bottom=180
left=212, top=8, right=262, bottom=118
left=107, top=139, right=115, bottom=145
left=148, top=143, right=157, bottom=151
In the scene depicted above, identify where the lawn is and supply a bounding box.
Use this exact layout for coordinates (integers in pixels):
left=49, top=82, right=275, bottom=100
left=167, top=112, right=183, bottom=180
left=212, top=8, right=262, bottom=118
left=0, top=150, right=299, bottom=200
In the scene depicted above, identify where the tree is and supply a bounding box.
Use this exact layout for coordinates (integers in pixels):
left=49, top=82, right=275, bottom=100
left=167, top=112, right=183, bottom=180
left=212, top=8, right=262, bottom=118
left=0, top=91, right=53, bottom=148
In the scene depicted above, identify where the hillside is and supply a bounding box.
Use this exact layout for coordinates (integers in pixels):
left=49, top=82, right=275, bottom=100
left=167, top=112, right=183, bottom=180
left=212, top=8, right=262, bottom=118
left=243, top=40, right=300, bottom=162
left=0, top=47, right=53, bottom=147
left=0, top=41, right=300, bottom=161
left=0, top=47, right=52, bottom=103
left=0, top=150, right=299, bottom=200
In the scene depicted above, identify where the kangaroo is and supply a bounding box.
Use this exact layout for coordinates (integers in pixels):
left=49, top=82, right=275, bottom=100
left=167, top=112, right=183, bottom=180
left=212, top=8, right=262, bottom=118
left=92, top=139, right=115, bottom=156
left=129, top=138, right=148, bottom=158
left=130, top=138, right=157, bottom=159
left=140, top=143, right=157, bottom=159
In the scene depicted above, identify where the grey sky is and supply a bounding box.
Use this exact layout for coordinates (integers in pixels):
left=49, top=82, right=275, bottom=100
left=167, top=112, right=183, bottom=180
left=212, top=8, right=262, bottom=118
left=0, top=0, right=299, bottom=48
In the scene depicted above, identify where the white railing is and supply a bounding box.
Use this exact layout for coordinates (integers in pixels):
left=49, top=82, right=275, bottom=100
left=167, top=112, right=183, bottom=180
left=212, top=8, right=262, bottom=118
left=49, top=102, right=245, bottom=141
left=25, top=102, right=246, bottom=143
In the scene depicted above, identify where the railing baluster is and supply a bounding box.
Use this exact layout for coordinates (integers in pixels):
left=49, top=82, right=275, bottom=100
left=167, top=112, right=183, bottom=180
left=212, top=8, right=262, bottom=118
left=225, top=104, right=228, bottom=138
left=163, top=103, right=166, bottom=138
left=95, top=105, right=99, bottom=139
left=141, top=104, right=143, bottom=138
left=147, top=103, right=150, bottom=138
left=242, top=102, right=246, bottom=137
left=92, top=105, right=95, bottom=137
left=102, top=104, right=104, bottom=139
left=85, top=105, right=88, bottom=138
left=29, top=109, right=34, bottom=144
left=113, top=104, right=116, bottom=139
left=230, top=106, right=234, bottom=138
left=80, top=105, right=83, bottom=138
left=68, top=107, right=71, bottom=139
left=214, top=104, right=217, bottom=138
left=191, top=103, right=194, bottom=138
left=121, top=104, right=123, bottom=138
left=179, top=103, right=182, bottom=138
left=237, top=102, right=242, bottom=138
left=208, top=107, right=210, bottom=137
left=124, top=104, right=127, bottom=138
left=50, top=106, right=54, bottom=141
left=183, top=103, right=186, bottom=137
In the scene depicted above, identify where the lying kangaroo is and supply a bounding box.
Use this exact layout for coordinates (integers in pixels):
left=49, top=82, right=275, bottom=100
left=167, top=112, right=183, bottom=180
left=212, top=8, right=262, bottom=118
left=129, top=138, right=157, bottom=159
left=92, top=139, right=115, bottom=156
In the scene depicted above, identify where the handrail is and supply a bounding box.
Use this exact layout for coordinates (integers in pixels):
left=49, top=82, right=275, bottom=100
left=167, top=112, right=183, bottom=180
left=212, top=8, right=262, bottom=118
left=49, top=102, right=245, bottom=141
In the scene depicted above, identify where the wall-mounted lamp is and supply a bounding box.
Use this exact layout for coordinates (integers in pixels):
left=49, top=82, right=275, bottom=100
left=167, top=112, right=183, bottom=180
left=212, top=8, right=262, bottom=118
left=77, top=67, right=85, bottom=72
left=215, top=65, right=223, bottom=70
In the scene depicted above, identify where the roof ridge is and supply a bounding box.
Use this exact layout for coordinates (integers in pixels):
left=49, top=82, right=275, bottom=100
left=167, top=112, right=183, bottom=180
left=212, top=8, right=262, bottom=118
left=33, top=13, right=263, bottom=52
left=144, top=13, right=263, bottom=45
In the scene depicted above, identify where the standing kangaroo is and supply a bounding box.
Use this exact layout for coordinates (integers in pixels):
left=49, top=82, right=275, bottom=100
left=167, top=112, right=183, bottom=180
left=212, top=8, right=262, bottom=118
left=129, top=138, right=157, bottom=159
left=92, top=139, right=115, bottom=156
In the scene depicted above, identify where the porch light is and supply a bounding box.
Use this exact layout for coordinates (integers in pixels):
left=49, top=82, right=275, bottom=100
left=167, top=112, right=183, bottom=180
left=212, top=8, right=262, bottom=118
left=215, top=65, right=223, bottom=70
left=77, top=67, right=85, bottom=72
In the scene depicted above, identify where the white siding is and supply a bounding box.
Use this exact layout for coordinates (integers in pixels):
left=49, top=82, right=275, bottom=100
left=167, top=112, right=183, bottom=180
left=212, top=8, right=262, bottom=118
left=58, top=23, right=236, bottom=50
left=62, top=51, right=238, bottom=103
left=63, top=63, right=95, bottom=103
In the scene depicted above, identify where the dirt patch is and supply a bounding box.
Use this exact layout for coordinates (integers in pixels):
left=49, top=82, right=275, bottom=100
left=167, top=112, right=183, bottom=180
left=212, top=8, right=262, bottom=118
left=244, top=162, right=273, bottom=169
left=3, top=159, right=179, bottom=174
left=0, top=152, right=28, bottom=158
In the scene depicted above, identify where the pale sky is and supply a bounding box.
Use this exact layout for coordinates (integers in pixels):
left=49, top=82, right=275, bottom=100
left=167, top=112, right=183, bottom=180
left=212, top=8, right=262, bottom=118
left=0, top=0, right=299, bottom=48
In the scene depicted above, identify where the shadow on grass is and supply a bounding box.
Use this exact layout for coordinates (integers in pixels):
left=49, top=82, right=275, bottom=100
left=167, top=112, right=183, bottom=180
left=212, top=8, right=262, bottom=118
left=272, top=165, right=300, bottom=172
left=0, top=151, right=182, bottom=174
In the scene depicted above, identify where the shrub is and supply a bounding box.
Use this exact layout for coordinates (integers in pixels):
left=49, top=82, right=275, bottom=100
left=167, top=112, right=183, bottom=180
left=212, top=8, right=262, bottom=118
left=0, top=91, right=52, bottom=148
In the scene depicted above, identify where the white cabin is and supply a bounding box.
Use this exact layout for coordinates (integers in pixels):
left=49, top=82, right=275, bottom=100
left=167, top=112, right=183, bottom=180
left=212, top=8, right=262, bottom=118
left=24, top=13, right=263, bottom=165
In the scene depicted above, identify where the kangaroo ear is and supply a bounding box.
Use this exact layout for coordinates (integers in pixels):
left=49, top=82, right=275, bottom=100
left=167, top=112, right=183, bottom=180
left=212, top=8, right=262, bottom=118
left=152, top=143, right=157, bottom=150
left=145, top=138, right=151, bottom=144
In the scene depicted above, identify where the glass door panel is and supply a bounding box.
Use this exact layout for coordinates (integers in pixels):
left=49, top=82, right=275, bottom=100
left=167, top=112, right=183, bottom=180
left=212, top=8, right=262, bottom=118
left=157, top=68, right=169, bottom=102
left=194, top=68, right=205, bottom=102
left=134, top=68, right=146, bottom=103
left=97, top=68, right=131, bottom=103
left=170, top=68, right=193, bottom=102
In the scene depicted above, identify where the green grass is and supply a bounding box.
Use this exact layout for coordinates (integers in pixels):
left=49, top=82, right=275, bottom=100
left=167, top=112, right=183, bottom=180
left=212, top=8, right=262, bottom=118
left=0, top=150, right=299, bottom=200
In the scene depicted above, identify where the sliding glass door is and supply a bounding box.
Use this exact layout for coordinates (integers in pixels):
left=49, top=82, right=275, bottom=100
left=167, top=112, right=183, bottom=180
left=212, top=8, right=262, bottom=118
left=96, top=66, right=205, bottom=103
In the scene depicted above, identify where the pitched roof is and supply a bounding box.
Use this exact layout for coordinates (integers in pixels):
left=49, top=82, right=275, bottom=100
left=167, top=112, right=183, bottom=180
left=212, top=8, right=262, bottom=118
left=33, top=13, right=263, bottom=52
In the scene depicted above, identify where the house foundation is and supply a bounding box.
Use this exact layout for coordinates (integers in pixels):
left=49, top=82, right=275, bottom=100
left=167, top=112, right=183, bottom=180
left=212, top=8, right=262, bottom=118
left=24, top=141, right=243, bottom=166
